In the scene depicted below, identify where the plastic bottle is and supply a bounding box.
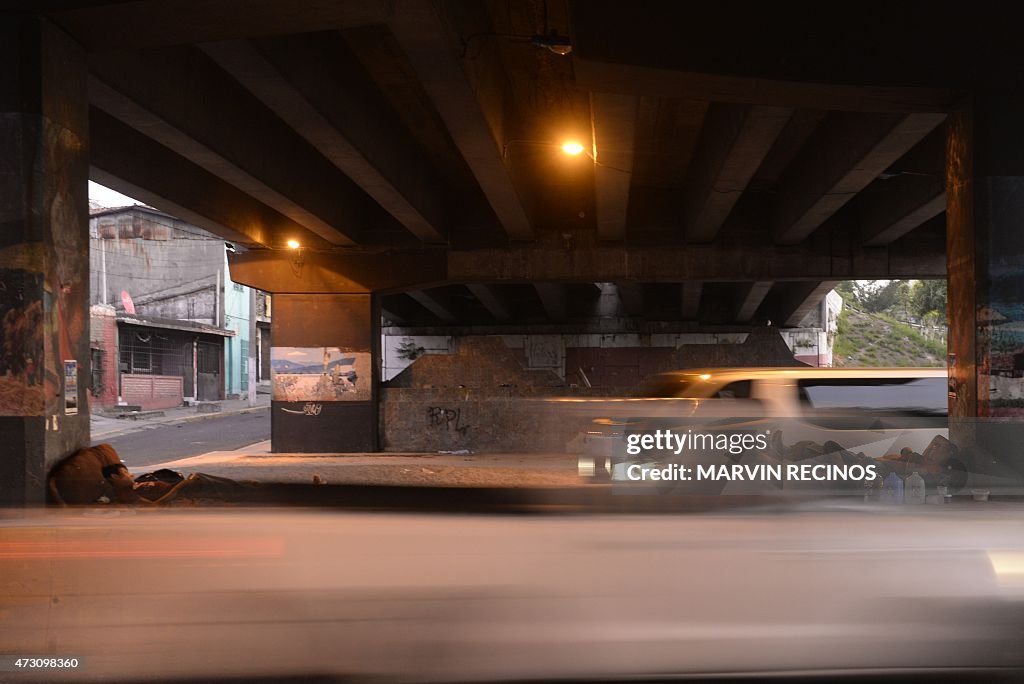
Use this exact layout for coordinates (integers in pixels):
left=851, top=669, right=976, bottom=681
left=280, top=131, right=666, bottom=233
left=881, top=471, right=904, bottom=504
left=905, top=471, right=926, bottom=505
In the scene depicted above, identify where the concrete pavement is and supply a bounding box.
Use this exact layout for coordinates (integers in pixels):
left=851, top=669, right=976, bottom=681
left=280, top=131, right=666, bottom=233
left=140, top=441, right=1022, bottom=510
left=122, top=439, right=1023, bottom=514
left=143, top=442, right=583, bottom=487
left=91, top=397, right=582, bottom=488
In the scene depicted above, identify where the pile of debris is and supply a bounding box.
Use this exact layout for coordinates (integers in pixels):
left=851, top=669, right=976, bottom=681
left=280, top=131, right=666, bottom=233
left=773, top=433, right=967, bottom=491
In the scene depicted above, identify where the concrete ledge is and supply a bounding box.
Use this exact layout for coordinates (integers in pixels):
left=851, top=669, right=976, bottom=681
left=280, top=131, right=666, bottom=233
left=120, top=410, right=165, bottom=420
left=100, top=405, right=142, bottom=415
left=196, top=402, right=222, bottom=413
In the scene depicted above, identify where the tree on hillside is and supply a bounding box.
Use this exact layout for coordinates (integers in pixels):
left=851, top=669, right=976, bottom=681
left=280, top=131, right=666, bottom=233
left=911, top=279, right=947, bottom=321
left=837, top=280, right=945, bottom=322
left=834, top=281, right=858, bottom=303
left=860, top=280, right=910, bottom=314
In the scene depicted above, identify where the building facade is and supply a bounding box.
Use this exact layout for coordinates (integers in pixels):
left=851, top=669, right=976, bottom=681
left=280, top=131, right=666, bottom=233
left=88, top=205, right=265, bottom=410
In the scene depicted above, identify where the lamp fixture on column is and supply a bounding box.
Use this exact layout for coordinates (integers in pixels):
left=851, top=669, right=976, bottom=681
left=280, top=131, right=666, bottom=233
left=286, top=239, right=304, bottom=277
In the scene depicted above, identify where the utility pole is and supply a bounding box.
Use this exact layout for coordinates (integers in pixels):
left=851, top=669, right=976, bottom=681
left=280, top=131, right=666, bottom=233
left=247, top=286, right=257, bottom=407
left=215, top=268, right=221, bottom=327
left=100, top=240, right=107, bottom=305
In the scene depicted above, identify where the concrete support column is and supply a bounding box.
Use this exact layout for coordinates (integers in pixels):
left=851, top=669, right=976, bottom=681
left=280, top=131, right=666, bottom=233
left=0, top=16, right=90, bottom=505
left=946, top=92, right=1024, bottom=419
left=270, top=294, right=378, bottom=452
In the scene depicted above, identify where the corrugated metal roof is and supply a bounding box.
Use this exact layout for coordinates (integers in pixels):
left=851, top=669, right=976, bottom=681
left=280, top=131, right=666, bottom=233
left=116, top=314, right=235, bottom=337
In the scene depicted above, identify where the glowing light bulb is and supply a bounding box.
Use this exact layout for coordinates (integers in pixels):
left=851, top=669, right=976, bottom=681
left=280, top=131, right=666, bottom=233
left=561, top=141, right=585, bottom=156
left=286, top=239, right=301, bottom=249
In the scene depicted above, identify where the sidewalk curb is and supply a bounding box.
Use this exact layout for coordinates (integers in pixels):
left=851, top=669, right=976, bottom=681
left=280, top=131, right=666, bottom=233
left=166, top=405, right=270, bottom=427
left=92, top=405, right=270, bottom=440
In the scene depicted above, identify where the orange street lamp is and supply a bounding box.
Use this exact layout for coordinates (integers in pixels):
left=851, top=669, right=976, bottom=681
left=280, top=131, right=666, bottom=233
left=561, top=141, right=586, bottom=156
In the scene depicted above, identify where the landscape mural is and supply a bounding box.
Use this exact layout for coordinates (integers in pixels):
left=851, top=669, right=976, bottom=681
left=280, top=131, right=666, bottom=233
left=271, top=347, right=371, bottom=402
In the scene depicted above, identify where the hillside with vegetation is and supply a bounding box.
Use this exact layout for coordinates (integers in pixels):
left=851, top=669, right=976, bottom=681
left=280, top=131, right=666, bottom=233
left=831, top=281, right=947, bottom=368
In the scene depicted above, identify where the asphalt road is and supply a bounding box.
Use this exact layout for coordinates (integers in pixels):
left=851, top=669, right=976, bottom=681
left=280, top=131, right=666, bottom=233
left=94, top=408, right=270, bottom=469
left=4, top=508, right=1024, bottom=682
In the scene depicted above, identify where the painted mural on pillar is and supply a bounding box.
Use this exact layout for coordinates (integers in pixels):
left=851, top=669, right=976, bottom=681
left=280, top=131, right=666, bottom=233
left=0, top=108, right=87, bottom=424
left=983, top=283, right=1024, bottom=417
left=270, top=347, right=371, bottom=402
left=976, top=176, right=1024, bottom=417
left=45, top=127, right=88, bottom=423
left=0, top=269, right=45, bottom=415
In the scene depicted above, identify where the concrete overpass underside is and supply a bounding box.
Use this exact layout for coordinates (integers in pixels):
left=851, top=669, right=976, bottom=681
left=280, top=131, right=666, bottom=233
left=2, top=1, right=1022, bottom=501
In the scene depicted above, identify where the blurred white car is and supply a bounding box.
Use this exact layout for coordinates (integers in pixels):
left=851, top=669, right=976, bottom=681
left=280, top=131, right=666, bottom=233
left=562, top=367, right=953, bottom=486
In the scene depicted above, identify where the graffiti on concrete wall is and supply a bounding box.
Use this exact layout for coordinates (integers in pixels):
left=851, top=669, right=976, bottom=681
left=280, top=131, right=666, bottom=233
left=271, top=347, right=371, bottom=402
left=427, top=406, right=470, bottom=436
left=526, top=334, right=561, bottom=369
left=280, top=402, right=323, bottom=416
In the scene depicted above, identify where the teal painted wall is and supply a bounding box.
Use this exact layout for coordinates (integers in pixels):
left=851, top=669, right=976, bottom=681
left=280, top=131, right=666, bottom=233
left=223, top=252, right=251, bottom=397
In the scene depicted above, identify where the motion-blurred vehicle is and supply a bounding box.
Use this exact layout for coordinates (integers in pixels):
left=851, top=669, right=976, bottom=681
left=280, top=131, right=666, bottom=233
left=569, top=367, right=952, bottom=486
left=637, top=367, right=947, bottom=413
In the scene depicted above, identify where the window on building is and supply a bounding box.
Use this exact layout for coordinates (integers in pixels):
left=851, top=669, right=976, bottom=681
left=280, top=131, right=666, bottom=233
left=90, top=348, right=104, bottom=396
left=119, top=344, right=130, bottom=373
left=133, top=345, right=152, bottom=373
left=123, top=331, right=153, bottom=373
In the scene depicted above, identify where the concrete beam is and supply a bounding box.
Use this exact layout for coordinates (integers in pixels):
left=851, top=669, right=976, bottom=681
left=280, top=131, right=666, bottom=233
left=227, top=249, right=447, bottom=294
left=735, top=281, right=773, bottom=323
left=775, top=281, right=839, bottom=327
left=380, top=292, right=439, bottom=327
left=389, top=0, right=532, bottom=241
left=50, top=0, right=391, bottom=50
left=466, top=284, right=510, bottom=322
left=591, top=93, right=638, bottom=241
left=90, top=108, right=333, bottom=250
left=774, top=112, right=945, bottom=245
left=534, top=284, right=567, bottom=321
left=574, top=58, right=959, bottom=114
left=381, top=308, right=408, bottom=326
left=681, top=282, right=703, bottom=320
left=617, top=283, right=644, bottom=317
left=447, top=236, right=945, bottom=283
left=682, top=104, right=792, bottom=242
left=382, top=320, right=770, bottom=337
left=865, top=190, right=946, bottom=247
left=228, top=222, right=944, bottom=295
left=201, top=35, right=447, bottom=244
left=570, top=3, right=962, bottom=113
left=859, top=128, right=946, bottom=246
left=89, top=47, right=392, bottom=246
left=408, top=289, right=457, bottom=323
